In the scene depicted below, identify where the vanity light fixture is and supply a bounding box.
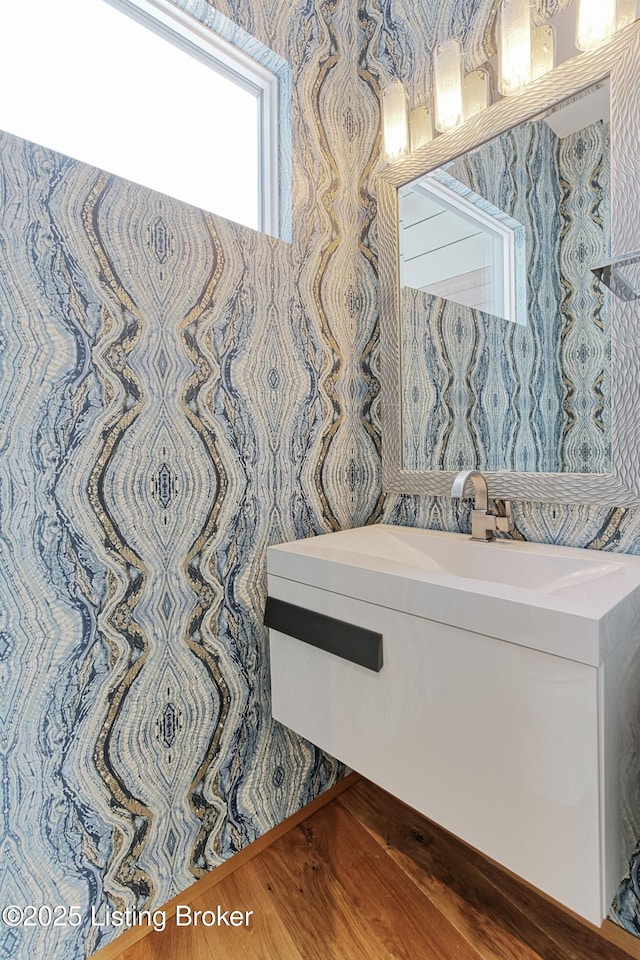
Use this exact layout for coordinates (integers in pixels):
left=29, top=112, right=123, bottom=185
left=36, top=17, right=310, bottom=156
left=379, top=0, right=637, bottom=165
left=434, top=39, right=464, bottom=132
left=498, top=0, right=532, bottom=95
left=576, top=0, right=617, bottom=50
left=381, top=80, right=409, bottom=161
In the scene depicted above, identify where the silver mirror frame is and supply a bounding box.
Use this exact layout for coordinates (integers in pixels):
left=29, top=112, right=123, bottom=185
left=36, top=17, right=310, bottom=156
left=379, top=24, right=640, bottom=505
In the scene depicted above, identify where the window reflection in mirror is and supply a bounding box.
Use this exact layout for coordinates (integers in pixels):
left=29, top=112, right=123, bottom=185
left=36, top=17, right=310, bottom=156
left=399, top=170, right=526, bottom=325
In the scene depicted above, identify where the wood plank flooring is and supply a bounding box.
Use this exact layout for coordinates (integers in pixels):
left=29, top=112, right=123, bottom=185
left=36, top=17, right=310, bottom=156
left=105, top=777, right=640, bottom=960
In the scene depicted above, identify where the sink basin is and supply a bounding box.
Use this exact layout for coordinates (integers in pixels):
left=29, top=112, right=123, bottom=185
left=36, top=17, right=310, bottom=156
left=267, top=525, right=640, bottom=665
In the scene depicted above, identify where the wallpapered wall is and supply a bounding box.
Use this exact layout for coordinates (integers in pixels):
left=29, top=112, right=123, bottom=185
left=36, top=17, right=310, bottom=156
left=400, top=118, right=610, bottom=475
left=0, top=2, right=383, bottom=958
left=1, top=2, right=639, bottom=959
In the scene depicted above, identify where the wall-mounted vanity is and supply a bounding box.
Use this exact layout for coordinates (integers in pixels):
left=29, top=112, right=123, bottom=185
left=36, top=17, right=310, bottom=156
left=266, top=524, right=640, bottom=925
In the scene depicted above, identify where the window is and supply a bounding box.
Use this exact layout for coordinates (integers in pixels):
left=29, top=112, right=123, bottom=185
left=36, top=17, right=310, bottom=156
left=0, top=0, right=288, bottom=238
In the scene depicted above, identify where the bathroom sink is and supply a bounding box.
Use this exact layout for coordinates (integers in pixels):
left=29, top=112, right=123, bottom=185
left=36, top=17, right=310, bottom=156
left=267, top=525, right=640, bottom=664
left=267, top=523, right=640, bottom=924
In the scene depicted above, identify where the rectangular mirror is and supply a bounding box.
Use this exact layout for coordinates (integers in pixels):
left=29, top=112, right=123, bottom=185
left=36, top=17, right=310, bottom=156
left=400, top=82, right=609, bottom=474
left=379, top=25, right=640, bottom=504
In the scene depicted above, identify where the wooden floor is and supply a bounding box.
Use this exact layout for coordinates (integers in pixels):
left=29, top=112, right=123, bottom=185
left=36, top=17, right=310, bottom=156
left=106, top=777, right=640, bottom=960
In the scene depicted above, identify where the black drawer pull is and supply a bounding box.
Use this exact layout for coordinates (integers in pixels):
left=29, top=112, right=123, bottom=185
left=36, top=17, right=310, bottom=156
left=264, top=597, right=383, bottom=672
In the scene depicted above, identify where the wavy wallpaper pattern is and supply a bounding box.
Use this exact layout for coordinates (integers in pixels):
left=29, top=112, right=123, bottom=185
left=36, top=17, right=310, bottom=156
left=1, top=1, right=640, bottom=958
left=0, top=1, right=382, bottom=957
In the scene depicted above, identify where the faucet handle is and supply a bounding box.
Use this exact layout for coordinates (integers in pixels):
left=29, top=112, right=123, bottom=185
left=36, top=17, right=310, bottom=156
left=495, top=500, right=515, bottom=534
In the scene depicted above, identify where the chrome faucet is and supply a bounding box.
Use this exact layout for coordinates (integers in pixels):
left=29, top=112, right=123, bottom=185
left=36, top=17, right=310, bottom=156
left=450, top=470, right=514, bottom=541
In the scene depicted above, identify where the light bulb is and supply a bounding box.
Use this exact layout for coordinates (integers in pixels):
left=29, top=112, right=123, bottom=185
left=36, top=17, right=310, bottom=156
left=462, top=70, right=489, bottom=120
left=531, top=25, right=555, bottom=80
left=409, top=102, right=433, bottom=151
left=434, top=39, right=464, bottom=133
left=499, top=0, right=532, bottom=96
left=576, top=0, right=617, bottom=50
left=381, top=81, right=408, bottom=161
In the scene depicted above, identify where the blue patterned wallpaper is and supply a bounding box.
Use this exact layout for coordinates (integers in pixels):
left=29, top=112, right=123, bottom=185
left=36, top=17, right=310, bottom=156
left=0, top=2, right=382, bottom=958
left=1, top=1, right=639, bottom=957
left=558, top=120, right=611, bottom=472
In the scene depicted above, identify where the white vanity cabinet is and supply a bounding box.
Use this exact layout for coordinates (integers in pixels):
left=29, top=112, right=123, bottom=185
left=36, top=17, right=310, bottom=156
left=266, top=526, right=640, bottom=926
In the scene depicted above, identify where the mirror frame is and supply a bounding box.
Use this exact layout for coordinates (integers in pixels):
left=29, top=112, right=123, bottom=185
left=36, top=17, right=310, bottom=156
left=379, top=24, right=640, bottom=505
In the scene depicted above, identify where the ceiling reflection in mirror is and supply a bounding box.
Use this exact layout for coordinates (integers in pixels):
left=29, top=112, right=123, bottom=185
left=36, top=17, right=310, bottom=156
left=400, top=82, right=611, bottom=475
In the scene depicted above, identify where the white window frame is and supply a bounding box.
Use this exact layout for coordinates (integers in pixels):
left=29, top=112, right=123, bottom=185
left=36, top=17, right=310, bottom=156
left=104, top=0, right=280, bottom=237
